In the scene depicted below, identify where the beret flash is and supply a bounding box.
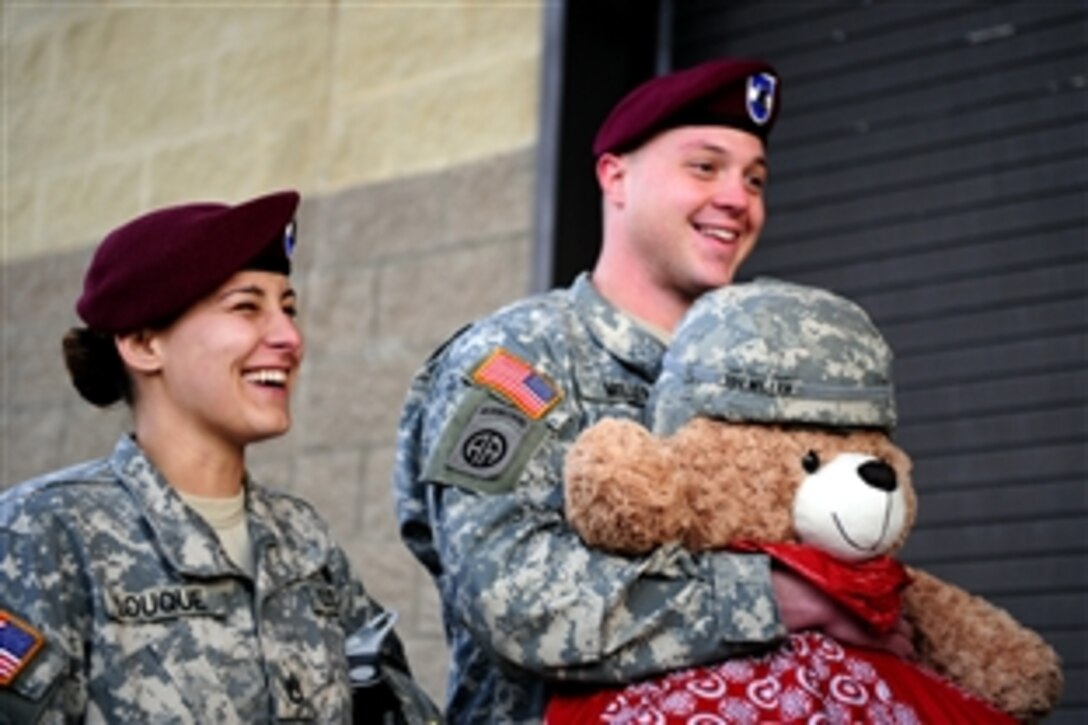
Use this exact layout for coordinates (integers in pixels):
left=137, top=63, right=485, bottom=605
left=76, top=190, right=300, bottom=333
left=593, top=57, right=781, bottom=157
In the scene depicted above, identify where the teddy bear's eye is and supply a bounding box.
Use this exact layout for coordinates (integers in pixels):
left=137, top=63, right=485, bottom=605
left=802, top=451, right=821, bottom=473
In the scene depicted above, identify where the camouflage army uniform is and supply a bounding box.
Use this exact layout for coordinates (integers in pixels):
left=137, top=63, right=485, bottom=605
left=0, top=434, right=426, bottom=724
left=394, top=273, right=784, bottom=724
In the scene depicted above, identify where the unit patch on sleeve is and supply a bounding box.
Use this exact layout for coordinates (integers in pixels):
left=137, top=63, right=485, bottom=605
left=0, top=609, right=44, bottom=687
left=424, top=387, right=551, bottom=495
left=471, top=348, right=562, bottom=420
left=446, top=403, right=531, bottom=479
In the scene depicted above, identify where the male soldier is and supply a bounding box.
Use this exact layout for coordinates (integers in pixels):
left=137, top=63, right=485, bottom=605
left=394, top=58, right=913, bottom=724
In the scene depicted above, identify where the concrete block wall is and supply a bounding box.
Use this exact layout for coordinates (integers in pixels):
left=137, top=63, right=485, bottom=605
left=6, top=2, right=540, bottom=260
left=3, top=1, right=544, bottom=704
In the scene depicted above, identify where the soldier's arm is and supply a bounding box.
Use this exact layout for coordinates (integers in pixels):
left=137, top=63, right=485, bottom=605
left=414, top=329, right=784, bottom=684
left=0, top=504, right=90, bottom=722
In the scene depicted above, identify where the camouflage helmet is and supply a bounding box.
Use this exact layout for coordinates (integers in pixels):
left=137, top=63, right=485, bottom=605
left=649, top=278, right=896, bottom=435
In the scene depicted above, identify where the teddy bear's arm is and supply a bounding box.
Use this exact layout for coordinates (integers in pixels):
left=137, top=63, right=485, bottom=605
left=903, top=566, right=1063, bottom=721
left=564, top=417, right=687, bottom=555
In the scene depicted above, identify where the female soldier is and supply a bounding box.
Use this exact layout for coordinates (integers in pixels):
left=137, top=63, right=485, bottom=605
left=0, top=191, right=440, bottom=723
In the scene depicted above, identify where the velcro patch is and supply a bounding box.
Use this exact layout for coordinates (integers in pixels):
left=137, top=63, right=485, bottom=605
left=107, top=584, right=227, bottom=623
left=310, top=583, right=342, bottom=617
left=424, top=387, right=551, bottom=495
left=446, top=403, right=532, bottom=479
left=471, top=348, right=562, bottom=420
left=0, top=609, right=44, bottom=687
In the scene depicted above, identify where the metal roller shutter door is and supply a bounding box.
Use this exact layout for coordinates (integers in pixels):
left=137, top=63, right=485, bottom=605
left=668, top=1, right=1087, bottom=721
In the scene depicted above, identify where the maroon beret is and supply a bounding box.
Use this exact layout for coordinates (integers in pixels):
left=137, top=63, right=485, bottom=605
left=593, top=58, right=781, bottom=157
left=77, top=190, right=300, bottom=332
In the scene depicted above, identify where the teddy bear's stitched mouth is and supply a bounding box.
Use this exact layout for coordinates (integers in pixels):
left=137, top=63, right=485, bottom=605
left=831, top=498, right=895, bottom=553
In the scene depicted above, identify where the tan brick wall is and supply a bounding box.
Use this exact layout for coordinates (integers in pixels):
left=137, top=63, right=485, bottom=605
left=3, top=0, right=545, bottom=707
left=4, top=1, right=541, bottom=260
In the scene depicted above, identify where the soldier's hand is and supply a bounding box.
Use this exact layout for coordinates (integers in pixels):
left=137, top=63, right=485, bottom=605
left=771, top=567, right=916, bottom=660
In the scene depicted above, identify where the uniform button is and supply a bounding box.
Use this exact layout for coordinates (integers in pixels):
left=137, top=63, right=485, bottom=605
left=285, top=673, right=304, bottom=703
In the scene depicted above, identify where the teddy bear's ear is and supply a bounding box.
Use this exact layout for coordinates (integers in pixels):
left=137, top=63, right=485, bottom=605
left=564, top=418, right=687, bottom=554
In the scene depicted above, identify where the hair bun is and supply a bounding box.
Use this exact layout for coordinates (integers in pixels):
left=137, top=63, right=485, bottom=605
left=62, top=327, right=129, bottom=407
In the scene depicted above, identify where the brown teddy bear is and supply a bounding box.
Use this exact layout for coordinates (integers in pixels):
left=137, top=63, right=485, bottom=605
left=552, top=280, right=1062, bottom=723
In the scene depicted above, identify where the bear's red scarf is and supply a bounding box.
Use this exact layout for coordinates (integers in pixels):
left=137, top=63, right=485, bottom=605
left=731, top=540, right=910, bottom=634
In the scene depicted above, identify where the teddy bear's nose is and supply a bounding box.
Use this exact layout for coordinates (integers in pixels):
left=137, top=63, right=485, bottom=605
left=859, top=460, right=897, bottom=492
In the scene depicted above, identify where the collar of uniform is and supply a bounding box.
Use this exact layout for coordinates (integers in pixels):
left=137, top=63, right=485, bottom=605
left=109, top=435, right=328, bottom=585
left=571, top=272, right=668, bottom=380
left=108, top=434, right=243, bottom=577
left=243, top=485, right=329, bottom=589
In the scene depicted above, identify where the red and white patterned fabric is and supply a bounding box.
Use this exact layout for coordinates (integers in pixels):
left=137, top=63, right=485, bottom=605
left=545, top=632, right=1014, bottom=724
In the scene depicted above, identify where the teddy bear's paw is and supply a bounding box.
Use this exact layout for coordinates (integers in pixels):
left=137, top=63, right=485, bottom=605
left=978, top=641, right=1064, bottom=722
left=905, top=568, right=1064, bottom=720
left=564, top=418, right=688, bottom=554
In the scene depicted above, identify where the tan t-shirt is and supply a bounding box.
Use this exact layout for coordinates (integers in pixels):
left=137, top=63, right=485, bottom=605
left=178, top=488, right=254, bottom=577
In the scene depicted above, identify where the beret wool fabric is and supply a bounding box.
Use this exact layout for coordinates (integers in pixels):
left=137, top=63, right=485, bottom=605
left=593, top=57, right=781, bottom=157
left=77, top=190, right=299, bottom=333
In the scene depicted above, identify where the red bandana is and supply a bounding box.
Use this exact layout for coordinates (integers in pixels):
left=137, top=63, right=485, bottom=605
left=734, top=540, right=912, bottom=633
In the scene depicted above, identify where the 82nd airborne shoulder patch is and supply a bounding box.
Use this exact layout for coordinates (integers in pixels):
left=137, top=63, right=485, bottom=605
left=424, top=348, right=564, bottom=495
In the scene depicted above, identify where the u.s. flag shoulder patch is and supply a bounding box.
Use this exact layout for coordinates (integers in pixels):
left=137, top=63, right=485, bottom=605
left=471, top=348, right=562, bottom=420
left=0, top=609, right=44, bottom=687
